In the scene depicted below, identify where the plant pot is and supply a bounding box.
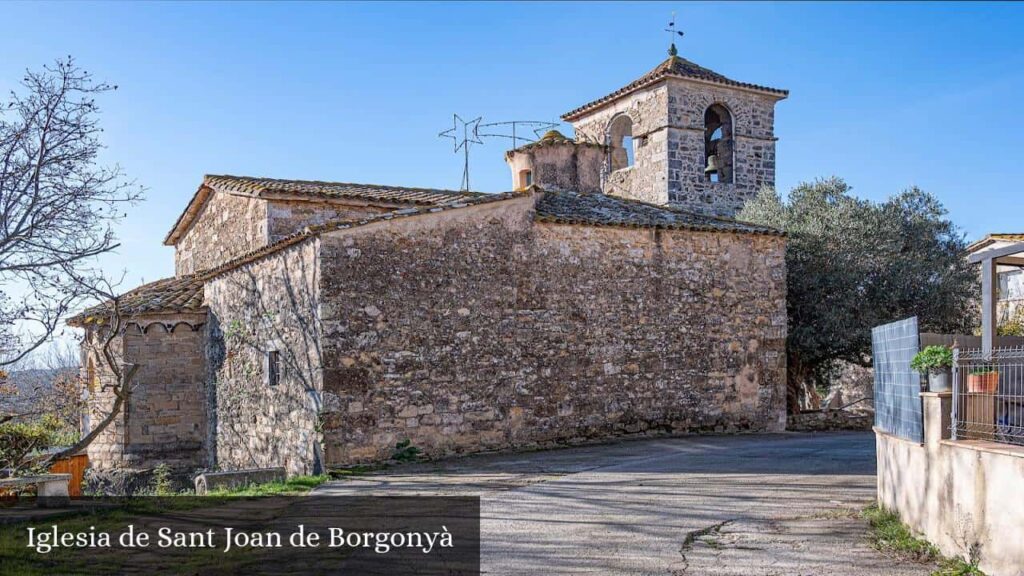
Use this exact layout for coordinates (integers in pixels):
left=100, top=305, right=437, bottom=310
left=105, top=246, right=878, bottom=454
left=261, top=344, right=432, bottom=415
left=968, top=371, right=999, bottom=394
left=927, top=369, right=951, bottom=392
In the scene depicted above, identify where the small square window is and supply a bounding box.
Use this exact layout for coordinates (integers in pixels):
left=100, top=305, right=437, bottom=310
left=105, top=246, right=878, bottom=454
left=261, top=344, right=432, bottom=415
left=267, top=351, right=280, bottom=387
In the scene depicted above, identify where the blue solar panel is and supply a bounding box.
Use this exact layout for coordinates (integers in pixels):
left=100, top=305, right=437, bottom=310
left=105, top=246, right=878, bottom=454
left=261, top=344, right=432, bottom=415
left=872, top=317, right=923, bottom=442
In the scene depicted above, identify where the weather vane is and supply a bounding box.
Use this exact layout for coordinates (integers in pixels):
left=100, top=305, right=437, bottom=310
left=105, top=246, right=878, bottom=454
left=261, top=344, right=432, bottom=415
left=665, top=12, right=684, bottom=56
left=438, top=116, right=560, bottom=191
left=438, top=114, right=482, bottom=192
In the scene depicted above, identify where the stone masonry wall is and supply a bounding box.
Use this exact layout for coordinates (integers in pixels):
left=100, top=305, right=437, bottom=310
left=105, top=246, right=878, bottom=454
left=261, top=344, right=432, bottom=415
left=83, top=315, right=208, bottom=471
left=267, top=200, right=391, bottom=243
left=572, top=84, right=670, bottom=206
left=505, top=144, right=604, bottom=194
left=318, top=194, right=787, bottom=465
left=665, top=78, right=781, bottom=218
left=174, top=191, right=268, bottom=276
left=204, top=239, right=323, bottom=476
left=569, top=78, right=782, bottom=218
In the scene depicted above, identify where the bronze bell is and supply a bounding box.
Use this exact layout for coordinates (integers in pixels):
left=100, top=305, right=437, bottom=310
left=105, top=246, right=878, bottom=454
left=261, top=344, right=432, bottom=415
left=704, top=154, right=720, bottom=175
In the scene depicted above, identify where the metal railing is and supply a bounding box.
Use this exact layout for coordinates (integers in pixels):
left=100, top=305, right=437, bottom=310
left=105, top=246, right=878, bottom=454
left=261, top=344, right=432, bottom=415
left=952, top=346, right=1024, bottom=445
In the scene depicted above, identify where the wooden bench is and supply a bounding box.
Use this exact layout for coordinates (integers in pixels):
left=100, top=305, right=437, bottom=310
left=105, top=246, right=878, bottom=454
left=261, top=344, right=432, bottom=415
left=0, top=474, right=71, bottom=507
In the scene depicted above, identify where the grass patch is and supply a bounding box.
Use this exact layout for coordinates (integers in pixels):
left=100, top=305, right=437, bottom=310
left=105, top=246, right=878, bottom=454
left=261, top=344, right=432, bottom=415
left=329, top=463, right=384, bottom=478
left=204, top=474, right=330, bottom=497
left=863, top=504, right=985, bottom=576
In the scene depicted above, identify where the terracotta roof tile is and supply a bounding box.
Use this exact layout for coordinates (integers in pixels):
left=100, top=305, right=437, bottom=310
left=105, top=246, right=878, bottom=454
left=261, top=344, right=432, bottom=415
left=534, top=190, right=783, bottom=236
left=562, top=55, right=787, bottom=121
left=67, top=275, right=205, bottom=326
left=165, top=175, right=486, bottom=246
left=73, top=191, right=524, bottom=325
left=967, top=233, right=1024, bottom=253
left=204, top=174, right=484, bottom=205
left=76, top=188, right=777, bottom=325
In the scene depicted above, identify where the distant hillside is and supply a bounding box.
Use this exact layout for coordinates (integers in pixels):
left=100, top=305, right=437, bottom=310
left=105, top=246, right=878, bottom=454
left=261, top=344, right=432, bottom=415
left=2, top=368, right=74, bottom=413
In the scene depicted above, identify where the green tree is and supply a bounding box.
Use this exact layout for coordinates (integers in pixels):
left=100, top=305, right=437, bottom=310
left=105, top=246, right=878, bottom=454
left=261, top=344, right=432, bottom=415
left=738, top=178, right=978, bottom=411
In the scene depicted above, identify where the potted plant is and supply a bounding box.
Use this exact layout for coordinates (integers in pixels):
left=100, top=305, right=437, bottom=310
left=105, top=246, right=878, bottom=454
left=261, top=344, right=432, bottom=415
left=968, top=368, right=999, bottom=394
left=910, top=345, right=953, bottom=392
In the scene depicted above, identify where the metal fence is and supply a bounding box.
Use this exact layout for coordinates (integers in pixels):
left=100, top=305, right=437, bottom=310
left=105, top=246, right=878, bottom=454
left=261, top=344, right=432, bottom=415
left=872, top=317, right=924, bottom=442
left=952, top=346, right=1024, bottom=446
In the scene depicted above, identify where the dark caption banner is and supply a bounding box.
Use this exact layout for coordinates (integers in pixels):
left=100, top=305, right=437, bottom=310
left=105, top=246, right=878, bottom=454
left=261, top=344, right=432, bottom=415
left=1, top=496, right=480, bottom=575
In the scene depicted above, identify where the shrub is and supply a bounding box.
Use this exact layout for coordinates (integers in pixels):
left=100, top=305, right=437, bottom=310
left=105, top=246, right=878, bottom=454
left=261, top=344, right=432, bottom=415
left=910, top=346, right=953, bottom=374
left=391, top=439, right=421, bottom=462
left=0, top=415, right=70, bottom=476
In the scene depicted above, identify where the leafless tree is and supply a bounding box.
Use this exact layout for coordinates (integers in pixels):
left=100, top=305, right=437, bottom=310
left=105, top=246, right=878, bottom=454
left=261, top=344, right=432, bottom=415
left=0, top=56, right=142, bottom=367
left=42, top=281, right=138, bottom=465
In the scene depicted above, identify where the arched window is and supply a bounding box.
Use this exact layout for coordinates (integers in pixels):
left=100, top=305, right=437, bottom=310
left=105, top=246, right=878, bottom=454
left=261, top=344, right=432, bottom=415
left=704, top=104, right=734, bottom=184
left=86, top=358, right=98, bottom=394
left=607, top=115, right=635, bottom=172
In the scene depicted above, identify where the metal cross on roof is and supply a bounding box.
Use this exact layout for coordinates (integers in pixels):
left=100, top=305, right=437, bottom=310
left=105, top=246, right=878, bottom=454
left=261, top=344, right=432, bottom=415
left=665, top=12, right=685, bottom=57
left=438, top=114, right=482, bottom=192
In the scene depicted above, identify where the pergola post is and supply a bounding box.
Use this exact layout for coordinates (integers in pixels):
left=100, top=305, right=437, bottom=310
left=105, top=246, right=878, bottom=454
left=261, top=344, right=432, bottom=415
left=968, top=241, right=1024, bottom=356
left=981, top=256, right=997, bottom=356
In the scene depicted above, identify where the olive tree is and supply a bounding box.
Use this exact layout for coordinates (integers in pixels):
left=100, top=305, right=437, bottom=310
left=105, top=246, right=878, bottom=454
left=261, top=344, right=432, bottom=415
left=738, top=177, right=978, bottom=411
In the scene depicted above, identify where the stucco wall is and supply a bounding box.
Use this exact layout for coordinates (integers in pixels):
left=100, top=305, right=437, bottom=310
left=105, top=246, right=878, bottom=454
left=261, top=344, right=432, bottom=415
left=876, top=393, right=1024, bottom=576
left=204, top=239, right=323, bottom=476
left=174, top=191, right=269, bottom=276
left=84, top=315, right=208, bottom=471
left=317, top=194, right=787, bottom=465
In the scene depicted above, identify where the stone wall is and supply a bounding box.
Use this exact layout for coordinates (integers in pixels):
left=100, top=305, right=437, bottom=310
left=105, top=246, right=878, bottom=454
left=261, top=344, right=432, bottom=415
left=787, top=410, right=871, bottom=432
left=505, top=142, right=605, bottom=194
left=83, top=314, right=208, bottom=471
left=317, top=194, right=787, bottom=465
left=174, top=191, right=268, bottom=276
left=569, top=78, right=782, bottom=218
left=267, top=200, right=391, bottom=243
left=573, top=84, right=670, bottom=206
left=204, top=239, right=323, bottom=476
left=664, top=79, right=781, bottom=217
left=174, top=192, right=398, bottom=276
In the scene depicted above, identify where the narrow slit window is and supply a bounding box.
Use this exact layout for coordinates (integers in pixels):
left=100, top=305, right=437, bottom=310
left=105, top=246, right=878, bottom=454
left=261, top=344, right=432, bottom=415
left=268, top=351, right=280, bottom=387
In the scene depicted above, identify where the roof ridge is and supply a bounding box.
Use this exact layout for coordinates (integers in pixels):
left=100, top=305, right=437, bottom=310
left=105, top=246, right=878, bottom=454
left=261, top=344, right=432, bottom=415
left=204, top=174, right=481, bottom=196
left=562, top=55, right=787, bottom=121
left=535, top=189, right=783, bottom=236
left=195, top=190, right=524, bottom=281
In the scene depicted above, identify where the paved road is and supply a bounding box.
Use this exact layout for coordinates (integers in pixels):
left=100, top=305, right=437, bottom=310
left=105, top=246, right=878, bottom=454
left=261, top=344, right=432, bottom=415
left=316, top=432, right=935, bottom=575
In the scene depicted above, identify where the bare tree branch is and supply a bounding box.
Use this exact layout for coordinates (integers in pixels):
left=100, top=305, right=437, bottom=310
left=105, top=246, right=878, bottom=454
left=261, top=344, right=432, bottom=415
left=0, top=56, right=143, bottom=366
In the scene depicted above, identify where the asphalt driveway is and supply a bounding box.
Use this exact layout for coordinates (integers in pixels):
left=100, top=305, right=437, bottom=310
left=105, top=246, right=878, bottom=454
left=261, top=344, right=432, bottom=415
left=316, top=432, right=935, bottom=575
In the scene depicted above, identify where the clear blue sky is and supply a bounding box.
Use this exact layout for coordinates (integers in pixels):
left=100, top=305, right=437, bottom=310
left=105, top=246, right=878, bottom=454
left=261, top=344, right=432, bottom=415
left=3, top=1, right=1024, bottom=289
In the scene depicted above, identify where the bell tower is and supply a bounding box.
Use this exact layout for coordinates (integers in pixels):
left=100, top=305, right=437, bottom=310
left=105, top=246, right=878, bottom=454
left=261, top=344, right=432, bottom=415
left=561, top=43, right=787, bottom=218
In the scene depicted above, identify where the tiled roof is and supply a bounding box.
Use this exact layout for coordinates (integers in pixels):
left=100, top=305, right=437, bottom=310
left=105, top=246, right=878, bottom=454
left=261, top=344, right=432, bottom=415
left=67, top=275, right=206, bottom=326
left=198, top=190, right=524, bottom=280
left=534, top=190, right=783, bottom=236
left=74, top=191, right=525, bottom=325
left=165, top=175, right=484, bottom=245
left=562, top=55, right=788, bottom=121
left=967, top=233, right=1024, bottom=253
left=77, top=188, right=779, bottom=325
left=203, top=175, right=484, bottom=205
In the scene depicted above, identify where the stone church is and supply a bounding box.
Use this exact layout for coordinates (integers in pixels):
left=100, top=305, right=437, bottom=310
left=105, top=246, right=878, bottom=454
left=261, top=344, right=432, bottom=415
left=70, top=48, right=789, bottom=476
